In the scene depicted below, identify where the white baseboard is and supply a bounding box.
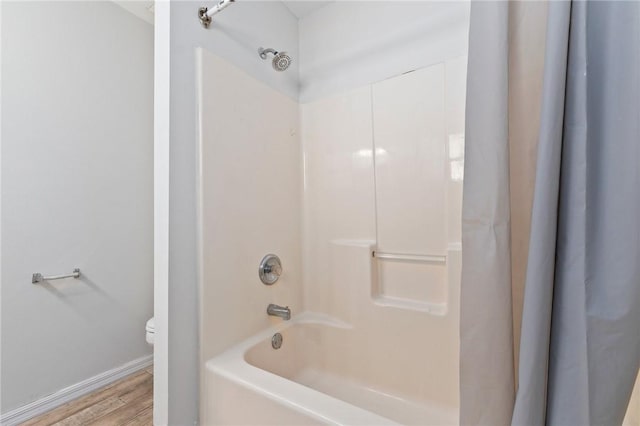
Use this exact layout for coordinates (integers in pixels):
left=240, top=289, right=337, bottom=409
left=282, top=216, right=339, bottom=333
left=0, top=354, right=153, bottom=426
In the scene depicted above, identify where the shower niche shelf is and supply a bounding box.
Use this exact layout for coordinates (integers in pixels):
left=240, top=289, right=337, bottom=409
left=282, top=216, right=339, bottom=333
left=371, top=249, right=450, bottom=315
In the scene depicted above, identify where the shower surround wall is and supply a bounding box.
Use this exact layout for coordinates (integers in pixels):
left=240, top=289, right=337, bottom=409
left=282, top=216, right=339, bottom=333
left=300, top=57, right=466, bottom=416
left=197, top=48, right=303, bottom=376
left=197, top=49, right=303, bottom=425
left=198, top=63, right=466, bottom=421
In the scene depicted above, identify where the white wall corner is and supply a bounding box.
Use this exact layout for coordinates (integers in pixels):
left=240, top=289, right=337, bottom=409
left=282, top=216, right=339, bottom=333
left=153, top=0, right=170, bottom=425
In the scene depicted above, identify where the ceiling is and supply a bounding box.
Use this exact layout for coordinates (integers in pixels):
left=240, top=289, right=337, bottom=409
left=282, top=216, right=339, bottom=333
left=282, top=1, right=334, bottom=19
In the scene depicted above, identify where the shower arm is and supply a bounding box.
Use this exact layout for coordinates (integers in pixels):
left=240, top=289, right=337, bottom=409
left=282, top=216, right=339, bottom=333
left=258, top=48, right=278, bottom=59
left=198, top=0, right=235, bottom=28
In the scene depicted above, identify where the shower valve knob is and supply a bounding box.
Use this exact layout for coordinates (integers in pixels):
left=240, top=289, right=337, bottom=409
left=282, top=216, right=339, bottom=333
left=259, top=254, right=282, bottom=285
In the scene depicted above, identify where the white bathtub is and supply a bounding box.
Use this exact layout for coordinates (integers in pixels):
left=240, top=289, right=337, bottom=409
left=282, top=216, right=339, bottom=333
left=204, top=312, right=458, bottom=425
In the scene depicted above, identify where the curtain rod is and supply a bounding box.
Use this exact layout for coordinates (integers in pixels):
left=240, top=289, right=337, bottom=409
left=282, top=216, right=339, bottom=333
left=198, top=0, right=235, bottom=28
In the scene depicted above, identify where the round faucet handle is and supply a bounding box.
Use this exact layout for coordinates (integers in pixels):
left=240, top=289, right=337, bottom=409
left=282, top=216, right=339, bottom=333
left=259, top=254, right=282, bottom=285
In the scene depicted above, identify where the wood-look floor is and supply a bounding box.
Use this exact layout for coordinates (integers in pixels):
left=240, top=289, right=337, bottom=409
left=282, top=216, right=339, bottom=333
left=21, top=366, right=153, bottom=426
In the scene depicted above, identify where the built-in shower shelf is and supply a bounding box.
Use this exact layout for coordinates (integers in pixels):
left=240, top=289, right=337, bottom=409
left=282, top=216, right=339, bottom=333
left=373, top=295, right=447, bottom=315
left=371, top=249, right=450, bottom=312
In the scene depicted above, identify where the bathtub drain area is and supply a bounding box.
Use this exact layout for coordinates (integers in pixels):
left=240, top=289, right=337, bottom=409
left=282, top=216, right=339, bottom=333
left=271, top=333, right=283, bottom=349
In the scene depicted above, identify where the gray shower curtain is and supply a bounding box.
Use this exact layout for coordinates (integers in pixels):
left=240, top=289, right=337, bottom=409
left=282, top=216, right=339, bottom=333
left=462, top=1, right=640, bottom=424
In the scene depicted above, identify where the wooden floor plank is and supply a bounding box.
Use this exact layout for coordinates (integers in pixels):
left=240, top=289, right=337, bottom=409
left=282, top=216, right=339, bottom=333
left=115, top=374, right=153, bottom=404
left=121, top=406, right=153, bottom=426
left=55, top=396, right=126, bottom=426
left=21, top=368, right=153, bottom=426
left=55, top=374, right=153, bottom=426
left=86, top=388, right=153, bottom=426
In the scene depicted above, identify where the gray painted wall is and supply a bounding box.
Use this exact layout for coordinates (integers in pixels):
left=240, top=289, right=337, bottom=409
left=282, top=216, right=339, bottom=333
left=1, top=1, right=153, bottom=413
left=298, top=1, right=469, bottom=102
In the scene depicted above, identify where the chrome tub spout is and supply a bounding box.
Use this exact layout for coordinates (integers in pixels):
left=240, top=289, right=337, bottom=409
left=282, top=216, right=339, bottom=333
left=267, top=304, right=291, bottom=320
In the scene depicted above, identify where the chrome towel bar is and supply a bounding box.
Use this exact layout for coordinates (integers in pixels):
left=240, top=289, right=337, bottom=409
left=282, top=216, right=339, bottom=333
left=32, top=268, right=81, bottom=284
left=372, top=251, right=446, bottom=264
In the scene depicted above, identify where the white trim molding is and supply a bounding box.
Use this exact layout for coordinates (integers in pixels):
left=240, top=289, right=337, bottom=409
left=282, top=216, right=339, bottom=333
left=153, top=0, right=170, bottom=424
left=0, top=355, right=153, bottom=426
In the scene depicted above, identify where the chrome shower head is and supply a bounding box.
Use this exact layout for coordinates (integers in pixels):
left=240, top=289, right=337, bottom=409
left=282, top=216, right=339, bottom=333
left=272, top=52, right=292, bottom=72
left=258, top=47, right=292, bottom=72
